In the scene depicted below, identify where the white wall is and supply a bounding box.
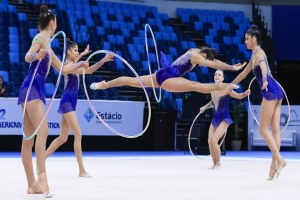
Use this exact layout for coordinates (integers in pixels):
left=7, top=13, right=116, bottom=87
left=99, top=0, right=272, bottom=32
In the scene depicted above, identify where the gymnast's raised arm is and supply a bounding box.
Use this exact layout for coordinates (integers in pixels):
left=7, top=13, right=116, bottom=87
left=191, top=54, right=247, bottom=71
left=230, top=58, right=253, bottom=85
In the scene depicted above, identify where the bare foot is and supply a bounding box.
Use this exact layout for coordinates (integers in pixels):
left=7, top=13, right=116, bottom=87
left=219, top=84, right=239, bottom=96
left=27, top=181, right=42, bottom=194
left=90, top=81, right=109, bottom=90
left=79, top=171, right=92, bottom=178
left=38, top=172, right=53, bottom=198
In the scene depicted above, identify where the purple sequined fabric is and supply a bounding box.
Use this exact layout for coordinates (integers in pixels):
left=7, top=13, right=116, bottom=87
left=211, top=95, right=233, bottom=127
left=252, top=58, right=283, bottom=100
left=18, top=52, right=51, bottom=105
left=156, top=52, right=194, bottom=86
left=57, top=74, right=79, bottom=114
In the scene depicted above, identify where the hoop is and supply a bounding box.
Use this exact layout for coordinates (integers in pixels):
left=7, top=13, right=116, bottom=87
left=82, top=50, right=151, bottom=138
left=248, top=77, right=290, bottom=133
left=144, top=24, right=162, bottom=103
left=22, top=31, right=67, bottom=140
left=188, top=107, right=227, bottom=160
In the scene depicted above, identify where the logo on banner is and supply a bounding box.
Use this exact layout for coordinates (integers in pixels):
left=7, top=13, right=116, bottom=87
left=84, top=108, right=94, bottom=122
left=0, top=109, right=22, bottom=128
left=95, top=111, right=122, bottom=124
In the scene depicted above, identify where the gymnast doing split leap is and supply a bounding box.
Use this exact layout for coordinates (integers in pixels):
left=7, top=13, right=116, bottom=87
left=90, top=47, right=246, bottom=94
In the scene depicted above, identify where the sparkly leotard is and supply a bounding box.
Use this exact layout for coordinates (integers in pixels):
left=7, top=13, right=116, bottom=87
left=252, top=57, right=283, bottom=100
left=57, top=73, right=79, bottom=114
left=18, top=51, right=52, bottom=105
left=211, top=91, right=233, bottom=127
left=156, top=52, right=194, bottom=85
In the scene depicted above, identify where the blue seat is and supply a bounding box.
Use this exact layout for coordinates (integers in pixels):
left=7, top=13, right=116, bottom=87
left=86, top=19, right=94, bottom=27
left=219, top=10, right=227, bottom=16
left=138, top=11, right=146, bottom=19
left=111, top=21, right=119, bottom=29
left=127, top=44, right=136, bottom=52
left=188, top=72, right=197, bottom=82
left=51, top=39, right=60, bottom=48
left=9, top=35, right=19, bottom=44
left=158, top=26, right=166, bottom=33
left=127, top=23, right=135, bottom=30
left=96, top=27, right=105, bottom=35
left=212, top=22, right=221, bottom=30
left=17, top=13, right=27, bottom=21
left=102, top=42, right=110, bottom=50
left=133, top=37, right=141, bottom=45
left=132, top=16, right=139, bottom=24
left=180, top=41, right=189, bottom=50
left=45, top=83, right=55, bottom=96
left=223, top=36, right=232, bottom=45
left=176, top=8, right=184, bottom=17
left=166, top=26, right=173, bottom=33
left=161, top=13, right=169, bottom=21
left=221, top=23, right=229, bottom=31
left=209, top=29, right=217, bottom=37
left=194, top=22, right=203, bottom=31
left=162, top=32, right=170, bottom=41
left=28, top=29, right=38, bottom=38
left=200, top=66, right=208, bottom=74
left=131, top=52, right=140, bottom=62
left=75, top=4, right=82, bottom=12
left=236, top=30, right=244, bottom=37
left=242, top=18, right=250, bottom=24
left=103, top=20, right=111, bottom=28
left=210, top=43, right=220, bottom=53
left=100, top=13, right=108, bottom=21
left=238, top=44, right=247, bottom=53
left=91, top=6, right=99, bottom=13
left=9, top=27, right=18, bottom=36
left=234, top=17, right=242, bottom=24
left=169, top=47, right=177, bottom=57
left=119, top=22, right=127, bottom=29
left=117, top=15, right=124, bottom=22
left=154, top=32, right=162, bottom=40
left=116, top=36, right=124, bottom=44
left=170, top=33, right=177, bottom=41
left=204, top=36, right=214, bottom=45
left=147, top=18, right=155, bottom=26
left=8, top=5, right=16, bottom=13
left=136, top=44, right=145, bottom=54
left=188, top=41, right=196, bottom=48
left=9, top=53, right=19, bottom=63
left=232, top=37, right=241, bottom=45
left=9, top=44, right=19, bottom=53
left=107, top=35, right=116, bottom=44
left=0, top=71, right=9, bottom=82
left=121, top=29, right=130, bottom=37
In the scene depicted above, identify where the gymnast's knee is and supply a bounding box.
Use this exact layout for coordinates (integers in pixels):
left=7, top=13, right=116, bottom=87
left=58, top=135, right=68, bottom=144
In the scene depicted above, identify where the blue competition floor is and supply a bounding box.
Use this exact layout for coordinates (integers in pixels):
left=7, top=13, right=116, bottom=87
left=0, top=151, right=299, bottom=160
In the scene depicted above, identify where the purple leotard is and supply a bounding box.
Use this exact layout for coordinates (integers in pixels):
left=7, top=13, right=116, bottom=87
left=18, top=51, right=52, bottom=105
left=156, top=52, right=194, bottom=86
left=211, top=94, right=233, bottom=127
left=252, top=57, right=283, bottom=100
left=57, top=74, right=79, bottom=114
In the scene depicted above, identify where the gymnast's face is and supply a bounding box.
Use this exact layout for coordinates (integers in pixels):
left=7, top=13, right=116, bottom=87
left=245, top=33, right=256, bottom=50
left=214, top=70, right=224, bottom=84
left=200, top=53, right=207, bottom=59
left=67, top=45, right=79, bottom=62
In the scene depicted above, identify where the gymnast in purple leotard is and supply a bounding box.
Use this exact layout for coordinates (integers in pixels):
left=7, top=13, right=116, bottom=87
left=18, top=5, right=89, bottom=197
left=90, top=47, right=247, bottom=94
left=44, top=39, right=114, bottom=178
left=226, top=25, right=286, bottom=180
left=200, top=70, right=250, bottom=169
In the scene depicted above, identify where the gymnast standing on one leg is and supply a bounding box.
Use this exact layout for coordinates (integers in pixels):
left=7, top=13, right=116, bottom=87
left=90, top=47, right=247, bottom=94
left=200, top=70, right=250, bottom=169
left=19, top=5, right=89, bottom=197
left=221, top=25, right=286, bottom=180
left=44, top=39, right=114, bottom=178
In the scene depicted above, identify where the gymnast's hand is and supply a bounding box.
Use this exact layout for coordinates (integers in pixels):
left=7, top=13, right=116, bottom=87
left=232, top=62, right=247, bottom=71
left=102, top=53, right=115, bottom=63
left=37, top=48, right=47, bottom=60
left=244, top=89, right=251, bottom=96
left=81, top=44, right=92, bottom=56
left=83, top=61, right=89, bottom=70
left=261, top=81, right=268, bottom=92
left=199, top=107, right=205, bottom=114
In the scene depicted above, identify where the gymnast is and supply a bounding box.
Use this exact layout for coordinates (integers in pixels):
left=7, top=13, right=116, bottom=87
left=200, top=70, right=250, bottom=169
left=90, top=47, right=247, bottom=94
left=222, top=25, right=286, bottom=180
left=44, top=39, right=114, bottom=178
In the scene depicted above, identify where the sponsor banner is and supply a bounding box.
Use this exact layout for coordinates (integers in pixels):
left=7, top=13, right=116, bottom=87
left=0, top=98, right=144, bottom=136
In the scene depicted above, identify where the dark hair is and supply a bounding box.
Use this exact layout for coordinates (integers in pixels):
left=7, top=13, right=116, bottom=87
left=39, top=5, right=55, bottom=30
left=246, top=24, right=261, bottom=45
left=66, top=38, right=77, bottom=50
left=0, top=76, right=3, bottom=86
left=200, top=47, right=217, bottom=61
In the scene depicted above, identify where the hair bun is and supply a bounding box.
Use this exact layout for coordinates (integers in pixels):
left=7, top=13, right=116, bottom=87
left=66, top=38, right=71, bottom=43
left=40, top=5, right=48, bottom=14
left=210, top=48, right=217, bottom=56
left=252, top=25, right=258, bottom=30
